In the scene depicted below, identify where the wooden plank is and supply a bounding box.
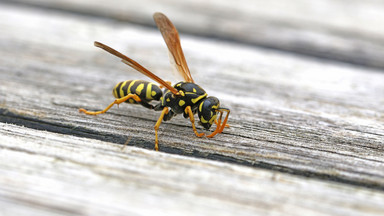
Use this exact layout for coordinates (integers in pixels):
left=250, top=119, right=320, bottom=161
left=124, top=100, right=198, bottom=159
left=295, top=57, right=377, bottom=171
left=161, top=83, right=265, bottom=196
left=6, top=0, right=384, bottom=69
left=0, top=0, right=384, bottom=195
left=1, top=123, right=384, bottom=216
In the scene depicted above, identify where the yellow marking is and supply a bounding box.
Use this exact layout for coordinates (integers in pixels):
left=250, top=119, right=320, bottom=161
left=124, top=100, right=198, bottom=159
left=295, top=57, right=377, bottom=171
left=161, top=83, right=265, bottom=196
left=146, top=83, right=153, bottom=99
left=200, top=115, right=208, bottom=123
left=119, top=81, right=128, bottom=98
left=209, top=114, right=218, bottom=124
left=166, top=98, right=171, bottom=102
left=179, top=100, right=185, bottom=107
left=136, top=83, right=145, bottom=95
left=191, top=93, right=207, bottom=104
left=127, top=80, right=136, bottom=94
left=113, top=83, right=119, bottom=98
left=151, top=91, right=157, bottom=96
left=176, top=83, right=182, bottom=87
left=193, top=88, right=196, bottom=93
left=212, top=105, right=219, bottom=110
left=200, top=113, right=217, bottom=124
left=199, top=101, right=203, bottom=112
left=179, top=91, right=185, bottom=96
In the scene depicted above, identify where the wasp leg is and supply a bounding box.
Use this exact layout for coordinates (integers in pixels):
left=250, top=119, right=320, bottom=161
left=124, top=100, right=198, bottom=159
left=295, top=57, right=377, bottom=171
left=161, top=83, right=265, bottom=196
left=185, top=106, right=205, bottom=138
left=154, top=107, right=169, bottom=151
left=207, top=108, right=230, bottom=138
left=79, top=94, right=142, bottom=115
left=215, top=120, right=230, bottom=128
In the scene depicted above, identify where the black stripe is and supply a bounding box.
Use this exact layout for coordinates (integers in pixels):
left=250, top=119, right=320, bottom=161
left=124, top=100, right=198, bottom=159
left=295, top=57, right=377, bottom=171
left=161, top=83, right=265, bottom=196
left=131, top=80, right=149, bottom=97
left=114, top=82, right=123, bottom=98
left=140, top=81, right=149, bottom=99
left=130, top=80, right=139, bottom=95
left=122, top=80, right=131, bottom=96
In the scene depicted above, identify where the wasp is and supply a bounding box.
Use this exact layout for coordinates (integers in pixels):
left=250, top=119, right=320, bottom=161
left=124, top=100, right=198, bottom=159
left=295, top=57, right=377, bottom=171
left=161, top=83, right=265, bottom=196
left=79, top=12, right=230, bottom=151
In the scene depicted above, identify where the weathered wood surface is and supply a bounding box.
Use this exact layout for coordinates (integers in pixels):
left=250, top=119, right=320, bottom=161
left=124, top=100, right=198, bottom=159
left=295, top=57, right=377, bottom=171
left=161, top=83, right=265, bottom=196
left=2, top=123, right=384, bottom=216
left=7, top=0, right=384, bottom=69
left=1, top=2, right=384, bottom=215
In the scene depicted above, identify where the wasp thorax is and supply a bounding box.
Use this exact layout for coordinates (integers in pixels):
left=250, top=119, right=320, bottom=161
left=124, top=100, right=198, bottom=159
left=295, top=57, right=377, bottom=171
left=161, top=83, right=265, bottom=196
left=198, top=96, right=220, bottom=130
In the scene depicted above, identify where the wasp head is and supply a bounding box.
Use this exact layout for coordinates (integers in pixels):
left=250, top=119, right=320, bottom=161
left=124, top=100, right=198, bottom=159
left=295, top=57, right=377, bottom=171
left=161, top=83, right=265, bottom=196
left=197, top=96, right=220, bottom=130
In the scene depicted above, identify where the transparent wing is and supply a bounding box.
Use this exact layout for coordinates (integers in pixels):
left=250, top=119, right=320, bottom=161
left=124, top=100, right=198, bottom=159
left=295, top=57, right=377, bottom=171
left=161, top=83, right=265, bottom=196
left=153, top=12, right=194, bottom=83
left=94, top=41, right=179, bottom=95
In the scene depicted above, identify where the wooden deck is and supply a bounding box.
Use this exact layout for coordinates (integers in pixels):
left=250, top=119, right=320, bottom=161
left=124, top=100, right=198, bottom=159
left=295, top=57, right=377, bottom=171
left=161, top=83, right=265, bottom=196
left=1, top=1, right=384, bottom=215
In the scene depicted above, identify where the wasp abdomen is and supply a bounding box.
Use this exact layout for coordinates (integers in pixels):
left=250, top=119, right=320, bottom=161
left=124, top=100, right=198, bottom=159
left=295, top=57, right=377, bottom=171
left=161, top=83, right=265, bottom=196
left=113, top=80, right=162, bottom=104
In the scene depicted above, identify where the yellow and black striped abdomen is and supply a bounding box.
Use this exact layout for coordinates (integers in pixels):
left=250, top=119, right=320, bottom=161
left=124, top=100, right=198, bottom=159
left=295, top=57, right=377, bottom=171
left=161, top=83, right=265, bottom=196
left=113, top=80, right=162, bottom=104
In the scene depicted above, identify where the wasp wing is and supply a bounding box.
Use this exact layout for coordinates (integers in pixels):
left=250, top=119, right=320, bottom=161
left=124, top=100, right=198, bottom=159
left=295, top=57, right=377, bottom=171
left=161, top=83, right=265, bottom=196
left=153, top=12, right=194, bottom=83
left=94, top=41, right=179, bottom=95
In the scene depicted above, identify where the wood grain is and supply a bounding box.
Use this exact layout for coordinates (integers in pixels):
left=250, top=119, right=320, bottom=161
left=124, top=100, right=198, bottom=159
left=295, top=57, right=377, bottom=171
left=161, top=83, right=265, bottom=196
left=2, top=123, right=384, bottom=215
left=1, top=2, right=384, bottom=185
left=6, top=0, right=384, bottom=69
left=0, top=3, right=384, bottom=215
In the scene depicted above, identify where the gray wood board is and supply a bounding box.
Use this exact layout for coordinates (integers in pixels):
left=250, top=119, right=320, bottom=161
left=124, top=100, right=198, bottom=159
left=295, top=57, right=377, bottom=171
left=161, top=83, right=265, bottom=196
left=5, top=0, right=384, bottom=69
left=0, top=0, right=384, bottom=203
left=2, top=123, right=384, bottom=215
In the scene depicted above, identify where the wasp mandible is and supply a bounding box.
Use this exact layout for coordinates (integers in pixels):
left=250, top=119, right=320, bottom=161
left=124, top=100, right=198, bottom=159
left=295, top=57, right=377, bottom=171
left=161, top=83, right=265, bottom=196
left=79, top=12, right=230, bottom=151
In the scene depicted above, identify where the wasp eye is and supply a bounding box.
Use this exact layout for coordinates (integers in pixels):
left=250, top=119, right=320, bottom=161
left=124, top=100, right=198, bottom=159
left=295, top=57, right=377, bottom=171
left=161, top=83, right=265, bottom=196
left=198, top=97, right=220, bottom=130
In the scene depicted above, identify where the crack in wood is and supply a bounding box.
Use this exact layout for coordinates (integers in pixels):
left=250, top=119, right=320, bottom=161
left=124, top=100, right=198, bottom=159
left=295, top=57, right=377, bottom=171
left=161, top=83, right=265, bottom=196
left=2, top=107, right=383, bottom=191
